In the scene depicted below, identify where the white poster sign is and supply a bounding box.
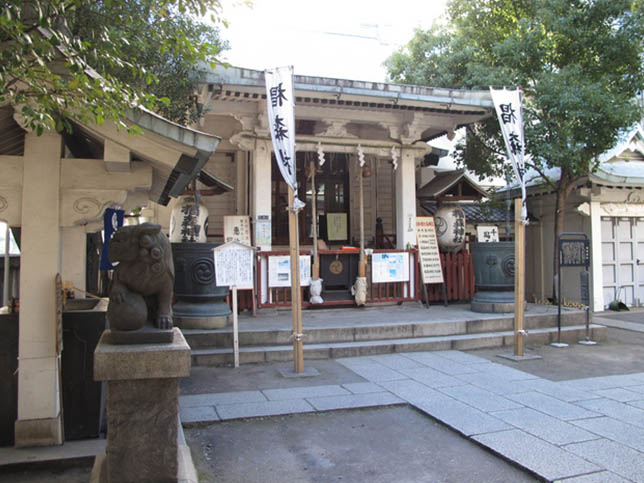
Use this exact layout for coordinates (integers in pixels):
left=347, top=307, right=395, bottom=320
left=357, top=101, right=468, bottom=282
left=255, top=215, right=272, bottom=249
left=371, top=252, right=410, bottom=283
left=416, top=217, right=444, bottom=284
left=213, top=241, right=255, bottom=290
left=477, top=225, right=500, bottom=243
left=490, top=87, right=528, bottom=223
left=268, top=255, right=311, bottom=287
left=265, top=66, right=303, bottom=209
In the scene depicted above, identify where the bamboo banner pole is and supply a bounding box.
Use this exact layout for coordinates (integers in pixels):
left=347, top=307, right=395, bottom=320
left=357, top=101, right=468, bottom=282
left=359, top=165, right=366, bottom=277
left=514, top=198, right=526, bottom=356
left=288, top=187, right=304, bottom=373
left=310, top=159, right=319, bottom=280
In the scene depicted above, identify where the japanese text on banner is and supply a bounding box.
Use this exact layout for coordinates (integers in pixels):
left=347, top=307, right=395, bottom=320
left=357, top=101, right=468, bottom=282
left=265, top=66, right=304, bottom=210
left=490, top=87, right=528, bottom=224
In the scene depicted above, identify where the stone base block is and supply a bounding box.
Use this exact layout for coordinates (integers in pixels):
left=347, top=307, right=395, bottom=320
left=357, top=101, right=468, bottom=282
left=91, top=419, right=197, bottom=483
left=14, top=414, right=63, bottom=448
left=174, top=315, right=230, bottom=329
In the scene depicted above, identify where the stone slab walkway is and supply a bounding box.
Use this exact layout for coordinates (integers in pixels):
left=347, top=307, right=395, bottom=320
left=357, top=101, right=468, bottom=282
left=180, top=350, right=644, bottom=482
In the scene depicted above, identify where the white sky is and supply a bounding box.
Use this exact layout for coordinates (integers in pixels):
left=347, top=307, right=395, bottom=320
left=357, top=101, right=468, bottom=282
left=218, top=0, right=448, bottom=82
left=216, top=0, right=504, bottom=184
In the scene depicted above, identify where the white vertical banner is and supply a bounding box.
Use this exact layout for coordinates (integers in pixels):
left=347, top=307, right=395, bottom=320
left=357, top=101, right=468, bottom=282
left=265, top=66, right=304, bottom=210
left=490, top=87, right=528, bottom=224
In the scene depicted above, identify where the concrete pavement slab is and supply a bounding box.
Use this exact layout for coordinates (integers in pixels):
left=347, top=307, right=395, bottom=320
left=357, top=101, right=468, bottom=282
left=474, top=362, right=540, bottom=381
left=364, top=353, right=425, bottom=370
left=215, top=399, right=315, bottom=420
left=473, top=429, right=602, bottom=481
left=571, top=416, right=644, bottom=453
left=490, top=407, right=599, bottom=446
left=526, top=379, right=599, bottom=403
left=576, top=398, right=644, bottom=428
left=262, top=384, right=350, bottom=401
left=306, top=392, right=405, bottom=411
left=180, top=406, right=219, bottom=424
left=180, top=390, right=267, bottom=408
left=431, top=350, right=492, bottom=364
left=564, top=438, right=644, bottom=483
left=453, top=372, right=535, bottom=395
left=553, top=471, right=631, bottom=483
left=402, top=351, right=486, bottom=375
left=398, top=366, right=464, bottom=388
left=341, top=382, right=385, bottom=394
left=592, top=387, right=644, bottom=402
left=437, top=384, right=523, bottom=412
left=335, top=357, right=407, bottom=382
left=507, top=392, right=600, bottom=421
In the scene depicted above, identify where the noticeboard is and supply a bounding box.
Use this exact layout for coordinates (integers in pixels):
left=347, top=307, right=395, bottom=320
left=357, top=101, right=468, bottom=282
left=371, top=252, right=410, bottom=283
left=416, top=217, right=444, bottom=284
left=268, top=255, right=311, bottom=287
left=213, top=241, right=255, bottom=289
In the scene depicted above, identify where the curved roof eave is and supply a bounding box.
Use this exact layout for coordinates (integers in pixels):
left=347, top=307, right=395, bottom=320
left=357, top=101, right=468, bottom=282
left=200, top=65, right=494, bottom=111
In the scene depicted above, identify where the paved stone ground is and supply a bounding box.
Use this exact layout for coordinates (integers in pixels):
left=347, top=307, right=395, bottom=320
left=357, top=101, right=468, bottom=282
left=186, top=406, right=538, bottom=483
left=181, top=337, right=644, bottom=482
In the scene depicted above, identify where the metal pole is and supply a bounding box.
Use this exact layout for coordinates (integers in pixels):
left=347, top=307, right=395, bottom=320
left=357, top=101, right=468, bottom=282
left=3, top=223, right=10, bottom=307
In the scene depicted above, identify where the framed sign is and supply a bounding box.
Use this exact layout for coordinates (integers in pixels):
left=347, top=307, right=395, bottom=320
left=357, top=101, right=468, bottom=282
left=255, top=215, right=272, bottom=249
left=213, top=241, right=255, bottom=289
left=371, top=252, right=410, bottom=283
left=224, top=215, right=251, bottom=245
left=268, top=255, right=311, bottom=287
left=416, top=217, right=444, bottom=284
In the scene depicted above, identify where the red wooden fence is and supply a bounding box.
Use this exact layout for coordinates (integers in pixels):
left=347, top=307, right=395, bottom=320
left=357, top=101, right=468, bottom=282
left=425, top=251, right=475, bottom=302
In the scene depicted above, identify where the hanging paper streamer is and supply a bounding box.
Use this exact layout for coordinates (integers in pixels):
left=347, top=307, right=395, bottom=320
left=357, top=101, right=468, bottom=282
left=357, top=144, right=365, bottom=167
left=316, top=141, right=326, bottom=167
left=391, top=146, right=399, bottom=170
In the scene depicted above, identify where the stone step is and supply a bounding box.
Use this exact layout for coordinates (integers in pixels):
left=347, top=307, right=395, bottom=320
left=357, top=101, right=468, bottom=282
left=182, top=311, right=587, bottom=350
left=190, top=324, right=606, bottom=366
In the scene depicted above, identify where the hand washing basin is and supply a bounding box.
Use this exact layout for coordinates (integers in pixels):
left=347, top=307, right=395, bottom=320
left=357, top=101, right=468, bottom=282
left=63, top=298, right=102, bottom=311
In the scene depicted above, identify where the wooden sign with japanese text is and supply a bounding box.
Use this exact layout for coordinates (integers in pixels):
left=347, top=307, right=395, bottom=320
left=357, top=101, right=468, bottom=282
left=416, top=217, right=444, bottom=284
left=224, top=215, right=251, bottom=246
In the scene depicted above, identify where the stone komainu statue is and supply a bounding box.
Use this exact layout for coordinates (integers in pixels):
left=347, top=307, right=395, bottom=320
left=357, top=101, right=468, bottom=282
left=107, top=223, right=174, bottom=331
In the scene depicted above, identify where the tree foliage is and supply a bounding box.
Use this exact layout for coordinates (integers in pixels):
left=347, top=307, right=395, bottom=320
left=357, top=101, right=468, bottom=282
left=386, top=0, right=644, bottom=293
left=0, top=0, right=227, bottom=133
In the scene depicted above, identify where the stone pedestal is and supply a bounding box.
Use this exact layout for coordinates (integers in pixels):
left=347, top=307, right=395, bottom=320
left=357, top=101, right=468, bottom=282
left=91, top=328, right=193, bottom=483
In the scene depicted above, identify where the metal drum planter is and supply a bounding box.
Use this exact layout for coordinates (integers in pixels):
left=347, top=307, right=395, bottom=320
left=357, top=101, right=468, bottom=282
left=470, top=241, right=515, bottom=313
left=172, top=242, right=231, bottom=329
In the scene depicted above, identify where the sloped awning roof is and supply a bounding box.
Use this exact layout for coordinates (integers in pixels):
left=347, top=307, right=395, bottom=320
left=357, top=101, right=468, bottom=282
left=420, top=201, right=512, bottom=223
left=198, top=169, right=234, bottom=195
left=417, top=170, right=489, bottom=200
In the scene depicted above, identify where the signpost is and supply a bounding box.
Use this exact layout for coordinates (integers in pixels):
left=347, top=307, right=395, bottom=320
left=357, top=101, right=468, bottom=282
left=555, top=233, right=592, bottom=347
left=416, top=217, right=446, bottom=307
left=213, top=241, right=256, bottom=368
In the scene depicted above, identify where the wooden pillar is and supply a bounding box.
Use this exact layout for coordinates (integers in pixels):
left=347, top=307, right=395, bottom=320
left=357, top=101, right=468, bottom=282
left=288, top=188, right=304, bottom=373
left=514, top=198, right=525, bottom=357
left=15, top=131, right=64, bottom=447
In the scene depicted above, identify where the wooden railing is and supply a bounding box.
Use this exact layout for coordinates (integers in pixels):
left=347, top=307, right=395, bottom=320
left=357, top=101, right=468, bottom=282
left=425, top=251, right=475, bottom=302
left=256, top=249, right=419, bottom=309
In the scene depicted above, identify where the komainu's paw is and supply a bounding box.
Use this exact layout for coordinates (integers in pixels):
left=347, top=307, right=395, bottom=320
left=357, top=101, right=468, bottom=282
left=157, top=314, right=173, bottom=330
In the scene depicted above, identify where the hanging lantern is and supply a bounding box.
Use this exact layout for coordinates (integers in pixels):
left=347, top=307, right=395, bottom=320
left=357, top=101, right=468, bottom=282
left=434, top=203, right=466, bottom=253
left=169, top=195, right=209, bottom=243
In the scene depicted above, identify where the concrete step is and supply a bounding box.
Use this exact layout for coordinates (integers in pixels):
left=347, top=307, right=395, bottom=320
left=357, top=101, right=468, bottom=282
left=190, top=324, right=606, bottom=366
left=183, top=311, right=588, bottom=350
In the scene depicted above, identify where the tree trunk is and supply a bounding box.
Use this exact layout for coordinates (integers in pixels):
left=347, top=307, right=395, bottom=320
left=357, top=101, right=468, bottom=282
left=551, top=168, right=577, bottom=302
